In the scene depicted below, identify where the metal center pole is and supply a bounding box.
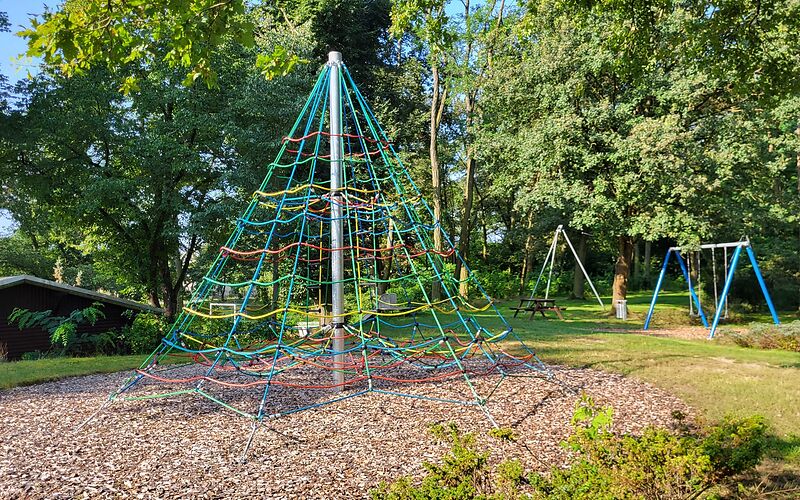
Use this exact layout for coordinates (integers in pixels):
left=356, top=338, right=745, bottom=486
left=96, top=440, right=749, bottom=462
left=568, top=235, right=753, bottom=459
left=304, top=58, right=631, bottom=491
left=328, top=51, right=346, bottom=389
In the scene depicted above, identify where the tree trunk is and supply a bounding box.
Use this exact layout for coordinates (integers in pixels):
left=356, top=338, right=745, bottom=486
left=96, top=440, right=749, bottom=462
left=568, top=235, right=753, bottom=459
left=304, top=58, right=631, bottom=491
left=174, top=253, right=184, bottom=311
left=148, top=289, right=162, bottom=310
left=689, top=251, right=699, bottom=288
left=643, top=240, right=652, bottom=288
left=632, top=239, right=641, bottom=289
left=796, top=123, right=799, bottom=311
left=455, top=154, right=476, bottom=298
left=570, top=233, right=588, bottom=299
left=162, top=281, right=179, bottom=320
left=480, top=210, right=488, bottom=262
left=430, top=64, right=446, bottom=300
left=520, top=212, right=535, bottom=294
left=455, top=0, right=478, bottom=299
left=611, top=236, right=635, bottom=313
left=378, top=218, right=394, bottom=296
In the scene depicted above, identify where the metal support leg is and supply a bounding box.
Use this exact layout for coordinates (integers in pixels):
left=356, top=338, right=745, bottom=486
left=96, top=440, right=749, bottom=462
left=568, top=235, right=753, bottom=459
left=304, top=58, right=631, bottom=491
left=675, top=251, right=709, bottom=328
left=709, top=245, right=742, bottom=338
left=746, top=246, right=780, bottom=326
left=562, top=229, right=604, bottom=308
left=643, top=249, right=671, bottom=330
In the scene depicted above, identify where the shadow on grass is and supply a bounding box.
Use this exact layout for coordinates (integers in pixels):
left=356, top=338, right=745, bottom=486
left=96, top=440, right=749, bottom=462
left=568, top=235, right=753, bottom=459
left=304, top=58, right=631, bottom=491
left=732, top=435, right=800, bottom=496
left=766, top=434, right=800, bottom=464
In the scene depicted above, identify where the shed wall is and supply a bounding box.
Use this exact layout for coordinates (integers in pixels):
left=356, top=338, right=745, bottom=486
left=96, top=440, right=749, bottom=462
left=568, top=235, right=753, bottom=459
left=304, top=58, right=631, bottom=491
left=0, top=283, right=137, bottom=360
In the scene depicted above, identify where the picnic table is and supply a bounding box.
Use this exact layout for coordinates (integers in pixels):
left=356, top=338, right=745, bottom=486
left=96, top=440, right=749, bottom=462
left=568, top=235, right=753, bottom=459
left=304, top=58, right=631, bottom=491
left=510, top=298, right=566, bottom=320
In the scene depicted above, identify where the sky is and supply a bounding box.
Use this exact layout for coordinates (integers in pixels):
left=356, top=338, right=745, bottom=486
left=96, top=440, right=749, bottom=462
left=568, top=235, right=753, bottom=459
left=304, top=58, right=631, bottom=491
left=1, top=1, right=52, bottom=85
left=1, top=1, right=54, bottom=236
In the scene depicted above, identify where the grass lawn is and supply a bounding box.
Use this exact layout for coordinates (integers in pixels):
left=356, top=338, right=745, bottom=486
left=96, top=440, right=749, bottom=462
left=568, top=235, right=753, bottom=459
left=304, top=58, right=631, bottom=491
left=0, top=355, right=145, bottom=390
left=492, top=291, right=800, bottom=466
left=1, top=290, right=798, bottom=467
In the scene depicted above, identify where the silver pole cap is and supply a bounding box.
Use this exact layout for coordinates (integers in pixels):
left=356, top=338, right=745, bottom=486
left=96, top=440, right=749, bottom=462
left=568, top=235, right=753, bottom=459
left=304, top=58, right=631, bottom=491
left=328, top=51, right=342, bottom=64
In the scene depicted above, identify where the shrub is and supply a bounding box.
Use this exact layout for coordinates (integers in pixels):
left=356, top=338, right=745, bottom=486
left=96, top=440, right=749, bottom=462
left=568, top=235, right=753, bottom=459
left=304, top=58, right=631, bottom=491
left=730, top=321, right=800, bottom=352
left=8, top=303, right=106, bottom=356
left=121, top=310, right=167, bottom=354
left=371, top=423, right=521, bottom=499
left=529, top=396, right=767, bottom=499
left=703, top=415, right=767, bottom=479
left=372, top=396, right=767, bottom=500
left=472, top=268, right=518, bottom=299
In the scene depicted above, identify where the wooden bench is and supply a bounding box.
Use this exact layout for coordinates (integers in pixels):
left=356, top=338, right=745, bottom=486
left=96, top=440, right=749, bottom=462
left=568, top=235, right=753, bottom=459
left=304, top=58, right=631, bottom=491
left=511, top=298, right=566, bottom=320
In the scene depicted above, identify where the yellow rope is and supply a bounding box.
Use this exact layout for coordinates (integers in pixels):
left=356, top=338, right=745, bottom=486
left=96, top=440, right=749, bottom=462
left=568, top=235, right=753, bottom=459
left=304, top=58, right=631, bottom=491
left=183, top=297, right=493, bottom=321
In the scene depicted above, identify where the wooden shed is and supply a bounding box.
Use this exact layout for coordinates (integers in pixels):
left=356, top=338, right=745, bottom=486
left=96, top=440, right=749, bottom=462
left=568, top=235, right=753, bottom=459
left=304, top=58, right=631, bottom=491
left=0, top=275, right=161, bottom=360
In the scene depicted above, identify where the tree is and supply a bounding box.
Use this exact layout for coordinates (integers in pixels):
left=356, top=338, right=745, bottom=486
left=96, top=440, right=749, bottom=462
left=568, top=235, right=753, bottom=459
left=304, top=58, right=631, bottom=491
left=392, top=0, right=509, bottom=298
left=475, top=0, right=800, bottom=308
left=3, top=20, right=317, bottom=318
left=390, top=0, right=453, bottom=299
left=18, top=0, right=300, bottom=92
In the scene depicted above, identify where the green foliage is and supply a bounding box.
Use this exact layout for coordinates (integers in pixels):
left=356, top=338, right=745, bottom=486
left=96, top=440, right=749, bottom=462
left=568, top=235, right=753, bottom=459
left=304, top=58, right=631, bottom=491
left=9, top=302, right=106, bottom=355
left=4, top=13, right=319, bottom=317
left=20, top=351, right=46, bottom=361
left=703, top=415, right=768, bottom=480
left=471, top=268, right=517, bottom=300
left=255, top=46, right=305, bottom=81
left=7, top=303, right=167, bottom=356
left=487, top=427, right=517, bottom=443
left=371, top=422, right=494, bottom=499
left=372, top=395, right=767, bottom=499
left=530, top=395, right=767, bottom=499
left=17, top=0, right=274, bottom=91
left=120, top=311, right=167, bottom=354
left=730, top=321, right=800, bottom=353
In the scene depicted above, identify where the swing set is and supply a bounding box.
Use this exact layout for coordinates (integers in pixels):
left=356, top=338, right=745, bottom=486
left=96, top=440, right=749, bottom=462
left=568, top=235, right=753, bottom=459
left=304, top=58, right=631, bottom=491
left=643, top=239, right=780, bottom=338
left=529, top=225, right=604, bottom=308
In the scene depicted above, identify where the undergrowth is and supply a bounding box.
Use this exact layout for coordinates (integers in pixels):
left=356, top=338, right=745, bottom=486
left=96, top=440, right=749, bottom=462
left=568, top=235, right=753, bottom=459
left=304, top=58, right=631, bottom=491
left=730, top=321, right=800, bottom=352
left=371, top=395, right=768, bottom=499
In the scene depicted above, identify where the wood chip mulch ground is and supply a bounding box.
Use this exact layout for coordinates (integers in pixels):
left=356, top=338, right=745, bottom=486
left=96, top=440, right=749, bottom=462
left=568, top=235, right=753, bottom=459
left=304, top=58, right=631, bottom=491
left=0, top=365, right=692, bottom=499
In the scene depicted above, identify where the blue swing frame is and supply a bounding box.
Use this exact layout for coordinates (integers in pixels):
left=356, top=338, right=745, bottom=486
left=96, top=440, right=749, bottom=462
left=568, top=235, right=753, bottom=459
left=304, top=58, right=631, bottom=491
left=643, top=240, right=780, bottom=338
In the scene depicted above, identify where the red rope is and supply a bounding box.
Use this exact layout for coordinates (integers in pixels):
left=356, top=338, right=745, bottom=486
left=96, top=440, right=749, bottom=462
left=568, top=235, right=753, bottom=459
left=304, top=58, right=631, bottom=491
left=282, top=131, right=390, bottom=146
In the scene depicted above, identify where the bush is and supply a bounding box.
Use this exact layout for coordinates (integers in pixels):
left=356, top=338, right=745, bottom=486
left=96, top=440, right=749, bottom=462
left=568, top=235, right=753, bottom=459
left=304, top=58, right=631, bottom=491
left=371, top=422, right=525, bottom=499
left=730, top=321, right=800, bottom=352
left=8, top=304, right=167, bottom=356
left=8, top=303, right=106, bottom=356
left=372, top=396, right=767, bottom=499
left=474, top=269, right=519, bottom=300
left=530, top=396, right=767, bottom=499
left=20, top=351, right=45, bottom=361
left=120, top=310, right=167, bottom=354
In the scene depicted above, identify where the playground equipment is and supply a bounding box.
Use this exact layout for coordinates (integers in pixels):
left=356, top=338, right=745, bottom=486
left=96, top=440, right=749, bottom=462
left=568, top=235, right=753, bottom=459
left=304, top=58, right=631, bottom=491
left=81, top=53, right=556, bottom=456
left=643, top=239, right=780, bottom=338
left=529, top=225, right=604, bottom=308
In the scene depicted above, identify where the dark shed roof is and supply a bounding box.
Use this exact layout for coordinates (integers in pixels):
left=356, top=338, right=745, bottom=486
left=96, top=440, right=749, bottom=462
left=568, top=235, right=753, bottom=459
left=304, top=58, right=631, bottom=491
left=0, top=275, right=161, bottom=313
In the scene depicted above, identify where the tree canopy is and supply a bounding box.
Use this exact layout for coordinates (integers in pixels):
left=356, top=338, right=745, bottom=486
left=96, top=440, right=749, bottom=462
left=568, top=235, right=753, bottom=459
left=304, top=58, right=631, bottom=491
left=1, top=0, right=798, bottom=313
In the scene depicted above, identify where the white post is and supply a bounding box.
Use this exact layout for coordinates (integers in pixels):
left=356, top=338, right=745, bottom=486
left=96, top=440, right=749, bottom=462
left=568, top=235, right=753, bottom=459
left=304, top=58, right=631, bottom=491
left=328, top=51, right=345, bottom=389
left=544, top=226, right=560, bottom=299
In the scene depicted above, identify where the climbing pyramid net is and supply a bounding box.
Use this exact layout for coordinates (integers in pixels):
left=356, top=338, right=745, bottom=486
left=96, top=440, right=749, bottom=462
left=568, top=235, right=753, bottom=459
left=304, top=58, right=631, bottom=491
left=107, top=56, right=552, bottom=443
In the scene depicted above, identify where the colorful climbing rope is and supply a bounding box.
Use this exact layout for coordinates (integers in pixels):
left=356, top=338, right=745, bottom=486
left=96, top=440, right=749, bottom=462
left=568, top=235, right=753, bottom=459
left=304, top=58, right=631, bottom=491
left=107, top=56, right=552, bottom=440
